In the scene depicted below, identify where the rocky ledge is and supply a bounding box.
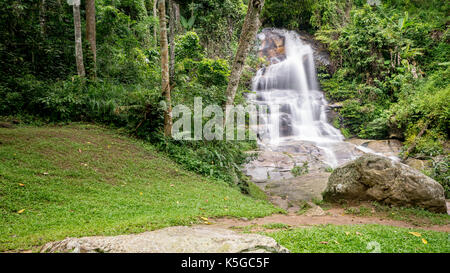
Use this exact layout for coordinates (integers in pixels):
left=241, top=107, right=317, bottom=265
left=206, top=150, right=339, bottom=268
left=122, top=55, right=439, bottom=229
left=40, top=226, right=289, bottom=253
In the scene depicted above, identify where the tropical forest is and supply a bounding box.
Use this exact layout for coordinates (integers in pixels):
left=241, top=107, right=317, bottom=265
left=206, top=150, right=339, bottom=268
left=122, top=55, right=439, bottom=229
left=0, top=0, right=449, bottom=255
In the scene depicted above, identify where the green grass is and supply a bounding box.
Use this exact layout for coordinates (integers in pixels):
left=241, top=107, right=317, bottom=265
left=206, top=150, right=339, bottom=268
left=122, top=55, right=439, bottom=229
left=262, top=223, right=291, bottom=230
left=0, top=124, right=281, bottom=251
left=342, top=202, right=450, bottom=226
left=264, top=224, right=450, bottom=253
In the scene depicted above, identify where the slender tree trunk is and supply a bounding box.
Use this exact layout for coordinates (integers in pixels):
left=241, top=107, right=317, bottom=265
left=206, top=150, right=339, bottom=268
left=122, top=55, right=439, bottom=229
left=224, top=0, right=264, bottom=109
left=174, top=2, right=182, bottom=33
left=168, top=0, right=176, bottom=82
left=73, top=2, right=85, bottom=77
left=153, top=0, right=158, bottom=44
left=86, top=0, right=97, bottom=79
left=39, top=0, right=46, bottom=37
left=158, top=0, right=172, bottom=137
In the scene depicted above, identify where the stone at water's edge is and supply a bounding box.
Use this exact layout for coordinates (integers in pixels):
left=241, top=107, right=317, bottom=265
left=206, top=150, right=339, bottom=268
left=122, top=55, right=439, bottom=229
left=40, top=226, right=289, bottom=253
left=323, top=154, right=447, bottom=213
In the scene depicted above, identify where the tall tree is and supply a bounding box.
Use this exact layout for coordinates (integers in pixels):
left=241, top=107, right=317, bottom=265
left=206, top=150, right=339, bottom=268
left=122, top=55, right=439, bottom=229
left=168, top=0, right=178, bottom=82
left=86, top=0, right=96, bottom=78
left=73, top=0, right=85, bottom=77
left=224, top=0, right=265, bottom=108
left=158, top=0, right=172, bottom=137
left=39, top=0, right=46, bottom=37
left=153, top=0, right=158, bottom=43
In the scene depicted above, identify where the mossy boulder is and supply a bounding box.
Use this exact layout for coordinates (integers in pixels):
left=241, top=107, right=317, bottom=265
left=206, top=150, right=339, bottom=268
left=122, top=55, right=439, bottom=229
left=323, top=154, right=447, bottom=213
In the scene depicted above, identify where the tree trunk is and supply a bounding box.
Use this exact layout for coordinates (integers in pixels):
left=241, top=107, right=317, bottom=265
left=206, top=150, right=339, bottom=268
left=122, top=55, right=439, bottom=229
left=153, top=0, right=158, bottom=44
left=86, top=0, right=97, bottom=79
left=73, top=3, right=85, bottom=77
left=158, top=0, right=172, bottom=137
left=224, top=0, right=264, bottom=109
left=39, top=0, right=46, bottom=37
left=168, top=0, right=176, bottom=82
left=173, top=2, right=182, bottom=34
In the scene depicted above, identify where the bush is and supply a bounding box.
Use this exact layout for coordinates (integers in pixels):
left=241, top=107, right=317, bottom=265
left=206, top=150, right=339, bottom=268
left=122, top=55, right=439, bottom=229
left=175, top=31, right=205, bottom=61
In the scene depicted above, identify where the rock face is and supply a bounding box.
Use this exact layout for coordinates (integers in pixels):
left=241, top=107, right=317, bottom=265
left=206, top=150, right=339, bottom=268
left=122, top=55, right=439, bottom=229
left=243, top=140, right=364, bottom=185
left=40, top=226, right=289, bottom=253
left=323, top=154, right=447, bottom=213
left=265, top=172, right=330, bottom=203
left=258, top=29, right=286, bottom=63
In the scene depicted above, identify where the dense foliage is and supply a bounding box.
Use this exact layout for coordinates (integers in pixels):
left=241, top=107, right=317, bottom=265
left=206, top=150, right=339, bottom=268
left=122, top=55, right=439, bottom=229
left=0, top=0, right=256, bottom=191
left=309, top=0, right=449, bottom=193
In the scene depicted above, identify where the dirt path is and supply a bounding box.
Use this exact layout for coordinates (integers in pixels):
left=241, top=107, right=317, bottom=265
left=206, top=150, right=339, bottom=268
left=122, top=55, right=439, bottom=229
left=207, top=205, right=450, bottom=233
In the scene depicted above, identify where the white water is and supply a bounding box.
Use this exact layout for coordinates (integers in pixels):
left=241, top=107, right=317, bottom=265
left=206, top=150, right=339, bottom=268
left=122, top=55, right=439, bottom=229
left=248, top=29, right=346, bottom=167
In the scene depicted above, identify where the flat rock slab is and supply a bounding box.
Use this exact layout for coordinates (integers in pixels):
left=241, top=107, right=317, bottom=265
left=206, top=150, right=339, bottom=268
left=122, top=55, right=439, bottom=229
left=265, top=172, right=330, bottom=203
left=40, top=226, right=289, bottom=253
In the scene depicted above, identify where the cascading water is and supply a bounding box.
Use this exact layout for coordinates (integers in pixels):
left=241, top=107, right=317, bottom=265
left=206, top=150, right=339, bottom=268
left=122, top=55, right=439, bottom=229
left=248, top=29, right=347, bottom=167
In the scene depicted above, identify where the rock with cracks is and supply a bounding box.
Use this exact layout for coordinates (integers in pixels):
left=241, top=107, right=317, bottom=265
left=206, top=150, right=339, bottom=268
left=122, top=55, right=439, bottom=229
left=323, top=154, right=447, bottom=213
left=40, top=226, right=289, bottom=253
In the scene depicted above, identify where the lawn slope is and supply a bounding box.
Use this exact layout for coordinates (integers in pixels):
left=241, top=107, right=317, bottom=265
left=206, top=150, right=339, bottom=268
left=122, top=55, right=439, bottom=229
left=0, top=124, right=280, bottom=251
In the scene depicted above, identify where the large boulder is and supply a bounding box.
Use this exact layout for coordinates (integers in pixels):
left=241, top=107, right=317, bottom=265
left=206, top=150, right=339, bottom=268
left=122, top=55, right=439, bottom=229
left=323, top=154, right=447, bottom=213
left=40, top=226, right=289, bottom=253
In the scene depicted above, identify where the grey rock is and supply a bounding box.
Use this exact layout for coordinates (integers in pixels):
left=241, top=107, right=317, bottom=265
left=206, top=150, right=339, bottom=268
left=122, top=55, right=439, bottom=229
left=265, top=172, right=330, bottom=203
left=323, top=154, right=447, bottom=213
left=40, top=226, right=289, bottom=253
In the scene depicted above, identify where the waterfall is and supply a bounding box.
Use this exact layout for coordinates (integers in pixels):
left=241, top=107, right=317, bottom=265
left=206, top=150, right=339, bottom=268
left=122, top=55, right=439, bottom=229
left=248, top=29, right=346, bottom=167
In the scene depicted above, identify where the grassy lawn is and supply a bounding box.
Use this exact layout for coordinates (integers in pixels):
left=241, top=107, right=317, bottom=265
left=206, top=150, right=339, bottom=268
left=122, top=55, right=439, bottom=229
left=0, top=124, right=281, bottom=251
left=264, top=224, right=450, bottom=253
left=342, top=202, right=450, bottom=226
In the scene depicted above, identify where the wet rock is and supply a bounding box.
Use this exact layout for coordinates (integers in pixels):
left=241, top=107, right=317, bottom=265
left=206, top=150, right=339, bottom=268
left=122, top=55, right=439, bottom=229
left=41, top=226, right=289, bottom=253
left=258, top=29, right=286, bottom=63
left=346, top=139, right=402, bottom=158
left=323, top=154, right=447, bottom=213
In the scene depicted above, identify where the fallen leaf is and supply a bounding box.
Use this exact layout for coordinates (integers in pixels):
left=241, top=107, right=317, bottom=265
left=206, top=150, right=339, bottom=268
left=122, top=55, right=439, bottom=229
left=320, top=241, right=328, bottom=244
left=409, top=232, right=421, bottom=237
left=170, top=184, right=175, bottom=187
left=19, top=183, right=25, bottom=187
left=421, top=238, right=428, bottom=244
left=78, top=149, right=82, bottom=153
left=43, top=172, right=49, bottom=175
left=200, top=216, right=208, bottom=221
left=17, top=209, right=25, bottom=214
left=356, top=232, right=362, bottom=236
